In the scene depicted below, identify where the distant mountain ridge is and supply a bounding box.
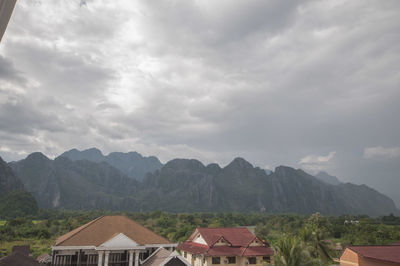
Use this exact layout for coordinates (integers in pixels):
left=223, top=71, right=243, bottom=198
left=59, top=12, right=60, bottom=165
left=10, top=152, right=139, bottom=209
left=315, top=171, right=341, bottom=185
left=0, top=156, right=24, bottom=197
left=59, top=148, right=163, bottom=181
left=0, top=156, right=39, bottom=217
left=139, top=158, right=399, bottom=216
left=5, top=149, right=400, bottom=216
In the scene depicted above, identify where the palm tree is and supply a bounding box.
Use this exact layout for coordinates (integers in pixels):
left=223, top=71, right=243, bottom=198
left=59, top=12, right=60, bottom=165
left=300, top=226, right=332, bottom=262
left=273, top=235, right=320, bottom=266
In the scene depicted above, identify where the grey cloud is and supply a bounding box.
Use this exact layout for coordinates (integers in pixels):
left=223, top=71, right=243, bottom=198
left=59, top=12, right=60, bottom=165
left=0, top=56, right=26, bottom=84
left=0, top=0, right=400, bottom=206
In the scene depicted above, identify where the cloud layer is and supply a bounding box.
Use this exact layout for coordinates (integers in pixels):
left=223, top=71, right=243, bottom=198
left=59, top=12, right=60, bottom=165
left=0, top=0, right=400, bottom=205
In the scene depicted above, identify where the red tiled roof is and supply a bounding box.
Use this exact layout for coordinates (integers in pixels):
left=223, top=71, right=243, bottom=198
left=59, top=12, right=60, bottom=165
left=242, top=246, right=274, bottom=256
left=177, top=242, right=209, bottom=254
left=177, top=243, right=273, bottom=257
left=178, top=228, right=273, bottom=257
left=195, top=228, right=255, bottom=247
left=349, top=245, right=400, bottom=264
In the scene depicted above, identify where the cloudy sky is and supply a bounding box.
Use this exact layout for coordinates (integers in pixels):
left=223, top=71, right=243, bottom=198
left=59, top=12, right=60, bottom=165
left=1, top=0, right=400, bottom=206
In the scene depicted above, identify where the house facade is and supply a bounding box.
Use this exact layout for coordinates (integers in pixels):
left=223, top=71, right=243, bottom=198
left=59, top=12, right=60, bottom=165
left=51, top=215, right=177, bottom=266
left=177, top=228, right=273, bottom=266
left=339, top=245, right=400, bottom=266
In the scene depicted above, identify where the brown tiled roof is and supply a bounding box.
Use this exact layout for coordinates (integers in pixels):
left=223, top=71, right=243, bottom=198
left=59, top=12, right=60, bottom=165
left=0, top=252, right=40, bottom=266
left=142, top=248, right=189, bottom=266
left=55, top=215, right=171, bottom=246
left=141, top=248, right=172, bottom=266
left=349, top=245, right=400, bottom=264
left=11, top=245, right=30, bottom=256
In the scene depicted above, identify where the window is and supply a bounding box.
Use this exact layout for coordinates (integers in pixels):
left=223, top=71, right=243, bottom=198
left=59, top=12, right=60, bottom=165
left=227, top=257, right=236, bottom=264
left=212, top=257, right=220, bottom=264
left=262, top=256, right=270, bottom=263
left=248, top=257, right=256, bottom=264
left=184, top=252, right=187, bottom=258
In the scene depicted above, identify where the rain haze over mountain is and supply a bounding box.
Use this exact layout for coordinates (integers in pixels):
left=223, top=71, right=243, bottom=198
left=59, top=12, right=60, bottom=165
left=0, top=1, right=399, bottom=206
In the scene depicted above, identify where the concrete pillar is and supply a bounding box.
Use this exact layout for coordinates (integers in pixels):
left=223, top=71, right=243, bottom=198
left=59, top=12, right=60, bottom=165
left=98, top=251, right=104, bottom=266
left=104, top=251, right=110, bottom=266
left=135, top=251, right=139, bottom=266
left=129, top=251, right=134, bottom=266
left=51, top=251, right=56, bottom=266
left=77, top=250, right=82, bottom=266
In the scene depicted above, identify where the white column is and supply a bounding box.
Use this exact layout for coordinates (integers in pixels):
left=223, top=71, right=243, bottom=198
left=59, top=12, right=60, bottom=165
left=98, top=251, right=104, bottom=266
left=104, top=251, right=110, bottom=266
left=128, top=251, right=134, bottom=266
left=134, top=251, right=139, bottom=266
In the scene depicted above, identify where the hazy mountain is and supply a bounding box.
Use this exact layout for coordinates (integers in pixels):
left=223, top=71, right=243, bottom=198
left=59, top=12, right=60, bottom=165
left=0, top=156, right=38, bottom=217
left=0, top=156, right=24, bottom=197
left=8, top=152, right=399, bottom=216
left=59, top=148, right=163, bottom=181
left=315, top=171, right=341, bottom=185
left=10, top=153, right=139, bottom=210
left=139, top=157, right=399, bottom=216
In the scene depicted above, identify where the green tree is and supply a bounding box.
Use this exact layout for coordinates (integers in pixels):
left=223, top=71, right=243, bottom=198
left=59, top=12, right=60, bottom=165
left=300, top=226, right=332, bottom=262
left=273, top=236, right=320, bottom=266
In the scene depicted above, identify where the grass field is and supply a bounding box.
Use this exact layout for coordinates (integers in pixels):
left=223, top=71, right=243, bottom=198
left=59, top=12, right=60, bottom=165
left=0, top=221, right=5, bottom=226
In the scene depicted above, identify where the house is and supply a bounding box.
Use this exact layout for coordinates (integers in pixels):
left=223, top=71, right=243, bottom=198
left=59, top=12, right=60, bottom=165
left=141, top=248, right=190, bottom=266
left=339, top=245, right=400, bottom=266
left=0, top=245, right=41, bottom=266
left=177, top=228, right=274, bottom=266
left=51, top=215, right=177, bottom=266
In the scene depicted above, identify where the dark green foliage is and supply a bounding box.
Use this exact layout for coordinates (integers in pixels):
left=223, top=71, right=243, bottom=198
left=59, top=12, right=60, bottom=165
left=273, top=236, right=320, bottom=266
left=0, top=190, right=38, bottom=218
left=1, top=210, right=400, bottom=261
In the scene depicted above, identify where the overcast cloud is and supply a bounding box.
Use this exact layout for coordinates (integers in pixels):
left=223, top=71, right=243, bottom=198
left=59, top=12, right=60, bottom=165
left=1, top=0, right=400, bottom=206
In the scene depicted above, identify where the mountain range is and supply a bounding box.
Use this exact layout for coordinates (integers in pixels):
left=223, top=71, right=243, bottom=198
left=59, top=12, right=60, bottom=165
left=60, top=148, right=163, bottom=181
left=2, top=148, right=399, bottom=216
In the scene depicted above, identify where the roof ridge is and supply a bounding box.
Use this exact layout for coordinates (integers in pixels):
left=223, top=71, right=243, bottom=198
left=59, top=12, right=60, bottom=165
left=56, top=215, right=105, bottom=246
left=210, top=235, right=232, bottom=247
left=141, top=247, right=164, bottom=264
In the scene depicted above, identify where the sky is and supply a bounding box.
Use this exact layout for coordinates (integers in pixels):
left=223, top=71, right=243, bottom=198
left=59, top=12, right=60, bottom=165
left=0, top=0, right=399, bottom=206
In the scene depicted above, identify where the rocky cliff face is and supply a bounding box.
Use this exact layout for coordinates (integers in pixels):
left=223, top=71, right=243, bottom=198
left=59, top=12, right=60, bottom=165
left=139, top=158, right=399, bottom=216
left=59, top=148, right=163, bottom=181
left=0, top=156, right=24, bottom=197
left=10, top=153, right=139, bottom=210
left=315, top=171, right=341, bottom=185
left=8, top=152, right=400, bottom=216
